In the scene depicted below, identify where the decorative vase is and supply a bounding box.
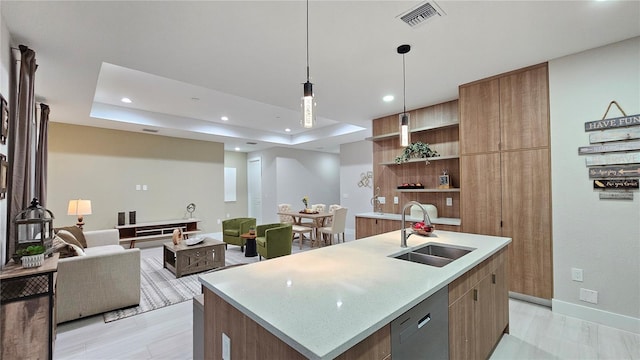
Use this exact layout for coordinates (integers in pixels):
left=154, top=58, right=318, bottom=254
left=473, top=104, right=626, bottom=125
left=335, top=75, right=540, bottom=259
left=21, top=253, right=45, bottom=268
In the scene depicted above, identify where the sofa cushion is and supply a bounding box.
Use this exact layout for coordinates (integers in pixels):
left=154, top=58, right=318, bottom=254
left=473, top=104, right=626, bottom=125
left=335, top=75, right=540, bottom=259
left=224, top=229, right=240, bottom=237
left=56, top=230, right=85, bottom=249
left=67, top=242, right=86, bottom=256
left=56, top=226, right=87, bottom=248
left=83, top=245, right=125, bottom=256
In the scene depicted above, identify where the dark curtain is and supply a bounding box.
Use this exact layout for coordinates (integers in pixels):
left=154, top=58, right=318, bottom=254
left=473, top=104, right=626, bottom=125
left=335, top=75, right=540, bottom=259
left=35, top=104, right=49, bottom=206
left=6, top=45, right=37, bottom=262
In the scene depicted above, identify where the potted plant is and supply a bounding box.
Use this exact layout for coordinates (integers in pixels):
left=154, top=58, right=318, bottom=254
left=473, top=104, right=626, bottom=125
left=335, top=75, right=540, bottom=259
left=395, top=141, right=439, bottom=164
left=17, top=245, right=46, bottom=268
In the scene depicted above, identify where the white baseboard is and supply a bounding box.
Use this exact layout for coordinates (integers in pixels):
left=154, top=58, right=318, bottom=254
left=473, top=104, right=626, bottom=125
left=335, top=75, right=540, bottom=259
left=552, top=299, right=640, bottom=334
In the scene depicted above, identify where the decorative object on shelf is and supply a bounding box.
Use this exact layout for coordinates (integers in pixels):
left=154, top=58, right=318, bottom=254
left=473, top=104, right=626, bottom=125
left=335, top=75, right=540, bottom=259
left=129, top=211, right=136, bottom=225
left=578, top=100, right=639, bottom=201
left=67, top=199, right=92, bottom=229
left=358, top=171, right=373, bottom=188
left=300, top=0, right=316, bottom=129
left=302, top=196, right=309, bottom=209
left=18, top=245, right=46, bottom=268
left=438, top=169, right=450, bottom=189
left=1, top=94, right=7, bottom=144
left=186, top=203, right=196, bottom=218
left=13, top=198, right=55, bottom=259
left=397, top=183, right=424, bottom=189
left=397, top=44, right=411, bottom=147
left=394, top=141, right=439, bottom=164
left=172, top=228, right=183, bottom=246
left=0, top=153, right=7, bottom=200
left=118, top=212, right=125, bottom=226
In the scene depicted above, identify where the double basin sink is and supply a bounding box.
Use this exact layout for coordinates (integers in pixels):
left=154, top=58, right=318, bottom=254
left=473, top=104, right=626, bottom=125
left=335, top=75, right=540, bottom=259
left=393, top=244, right=475, bottom=267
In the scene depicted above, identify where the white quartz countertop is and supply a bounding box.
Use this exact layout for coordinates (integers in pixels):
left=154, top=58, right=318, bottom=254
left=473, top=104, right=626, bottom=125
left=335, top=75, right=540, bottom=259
left=356, top=211, right=461, bottom=226
left=199, top=230, right=510, bottom=359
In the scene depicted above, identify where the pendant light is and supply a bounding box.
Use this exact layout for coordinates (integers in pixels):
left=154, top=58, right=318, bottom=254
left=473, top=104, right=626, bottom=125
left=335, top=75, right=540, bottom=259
left=398, top=44, right=411, bottom=147
left=301, top=0, right=316, bottom=128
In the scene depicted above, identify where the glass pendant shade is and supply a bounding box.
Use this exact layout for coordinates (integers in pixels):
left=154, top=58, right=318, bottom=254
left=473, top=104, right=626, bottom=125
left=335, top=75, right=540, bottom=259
left=302, top=81, right=315, bottom=128
left=399, top=113, right=410, bottom=147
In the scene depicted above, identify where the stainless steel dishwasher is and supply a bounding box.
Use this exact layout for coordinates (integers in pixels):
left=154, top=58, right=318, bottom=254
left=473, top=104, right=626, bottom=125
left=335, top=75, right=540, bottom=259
left=391, top=286, right=449, bottom=359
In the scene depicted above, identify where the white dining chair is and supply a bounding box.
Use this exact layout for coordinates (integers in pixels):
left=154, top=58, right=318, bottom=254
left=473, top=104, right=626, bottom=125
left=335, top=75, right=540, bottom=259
left=278, top=203, right=313, bottom=249
left=325, top=204, right=342, bottom=226
left=317, top=207, right=348, bottom=245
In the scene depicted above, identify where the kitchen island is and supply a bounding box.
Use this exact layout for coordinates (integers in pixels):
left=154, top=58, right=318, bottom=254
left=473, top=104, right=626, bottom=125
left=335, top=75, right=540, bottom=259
left=199, top=230, right=510, bottom=359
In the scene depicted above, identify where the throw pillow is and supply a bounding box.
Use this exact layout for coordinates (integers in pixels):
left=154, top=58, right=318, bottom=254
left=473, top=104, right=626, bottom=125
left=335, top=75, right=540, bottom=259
left=56, top=230, right=84, bottom=249
left=56, top=226, right=87, bottom=248
left=51, top=235, right=76, bottom=258
left=67, top=243, right=86, bottom=256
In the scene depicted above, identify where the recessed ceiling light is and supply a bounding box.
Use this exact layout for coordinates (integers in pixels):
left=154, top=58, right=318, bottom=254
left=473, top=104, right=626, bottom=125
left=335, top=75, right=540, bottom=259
left=234, top=147, right=240, bottom=151
left=285, top=128, right=291, bottom=132
left=221, top=116, right=229, bottom=121
left=121, top=97, right=132, bottom=103
left=383, top=95, right=394, bottom=102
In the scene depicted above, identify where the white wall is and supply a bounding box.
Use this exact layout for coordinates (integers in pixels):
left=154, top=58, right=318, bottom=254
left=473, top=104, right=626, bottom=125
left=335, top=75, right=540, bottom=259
left=248, top=147, right=340, bottom=224
left=0, top=9, right=11, bottom=266
left=340, top=140, right=373, bottom=231
left=224, top=151, right=248, bottom=220
left=549, top=36, right=640, bottom=333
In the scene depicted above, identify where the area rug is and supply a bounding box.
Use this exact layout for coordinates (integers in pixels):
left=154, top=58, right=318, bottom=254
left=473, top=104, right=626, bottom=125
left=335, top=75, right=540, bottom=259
left=103, top=243, right=309, bottom=323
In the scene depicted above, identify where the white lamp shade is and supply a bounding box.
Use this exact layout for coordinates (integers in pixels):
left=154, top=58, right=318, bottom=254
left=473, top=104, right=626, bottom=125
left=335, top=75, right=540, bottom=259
left=67, top=199, right=92, bottom=216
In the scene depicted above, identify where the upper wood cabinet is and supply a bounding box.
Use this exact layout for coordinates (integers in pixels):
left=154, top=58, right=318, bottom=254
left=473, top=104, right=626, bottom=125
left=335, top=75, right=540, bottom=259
left=499, top=65, right=550, bottom=150
left=459, top=78, right=500, bottom=154
left=460, top=63, right=549, bottom=154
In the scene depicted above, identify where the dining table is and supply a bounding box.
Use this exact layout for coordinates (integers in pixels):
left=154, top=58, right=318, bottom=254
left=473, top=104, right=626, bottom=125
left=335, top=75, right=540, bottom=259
left=277, top=210, right=334, bottom=245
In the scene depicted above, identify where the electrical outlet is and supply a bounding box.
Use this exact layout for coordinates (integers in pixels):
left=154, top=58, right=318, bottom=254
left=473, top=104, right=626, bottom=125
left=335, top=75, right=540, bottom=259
left=394, top=196, right=399, bottom=204
left=217, top=219, right=221, bottom=225
left=142, top=184, right=148, bottom=191
left=571, top=268, right=583, bottom=282
left=579, top=288, right=598, bottom=304
left=378, top=196, right=386, bottom=204
left=136, top=184, right=141, bottom=191
left=222, top=332, right=231, bottom=360
left=446, top=197, right=453, bottom=206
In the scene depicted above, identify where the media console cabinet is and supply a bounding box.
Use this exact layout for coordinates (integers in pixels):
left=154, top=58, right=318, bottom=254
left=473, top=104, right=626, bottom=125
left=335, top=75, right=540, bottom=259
left=116, top=218, right=201, bottom=248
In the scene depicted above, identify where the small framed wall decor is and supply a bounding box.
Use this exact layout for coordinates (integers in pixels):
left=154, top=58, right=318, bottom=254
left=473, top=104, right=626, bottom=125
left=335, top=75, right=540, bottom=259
left=0, top=153, right=8, bottom=200
left=1, top=95, right=8, bottom=145
left=438, top=169, right=450, bottom=189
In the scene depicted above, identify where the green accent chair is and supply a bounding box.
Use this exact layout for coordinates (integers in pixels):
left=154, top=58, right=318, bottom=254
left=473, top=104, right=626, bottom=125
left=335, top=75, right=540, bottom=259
left=222, top=217, right=256, bottom=252
left=256, top=223, right=293, bottom=260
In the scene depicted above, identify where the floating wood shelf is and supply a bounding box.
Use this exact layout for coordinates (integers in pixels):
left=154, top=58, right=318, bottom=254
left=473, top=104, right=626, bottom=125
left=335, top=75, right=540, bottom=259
left=368, top=121, right=460, bottom=141
left=379, top=154, right=459, bottom=166
left=395, top=188, right=461, bottom=193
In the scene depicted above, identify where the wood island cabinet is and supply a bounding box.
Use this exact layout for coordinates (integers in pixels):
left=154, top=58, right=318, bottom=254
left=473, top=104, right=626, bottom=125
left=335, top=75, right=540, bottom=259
left=459, top=63, right=552, bottom=300
left=449, top=248, right=508, bottom=360
left=355, top=217, right=400, bottom=239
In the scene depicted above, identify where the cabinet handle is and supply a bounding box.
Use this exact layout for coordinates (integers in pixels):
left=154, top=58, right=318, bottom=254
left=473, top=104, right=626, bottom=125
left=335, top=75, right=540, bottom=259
left=473, top=289, right=478, bottom=301
left=417, top=313, right=431, bottom=329
left=492, top=274, right=496, bottom=284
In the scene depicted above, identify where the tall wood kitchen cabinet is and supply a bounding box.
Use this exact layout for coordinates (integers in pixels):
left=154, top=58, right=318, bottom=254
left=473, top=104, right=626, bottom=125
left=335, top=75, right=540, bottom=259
left=459, top=63, right=553, bottom=300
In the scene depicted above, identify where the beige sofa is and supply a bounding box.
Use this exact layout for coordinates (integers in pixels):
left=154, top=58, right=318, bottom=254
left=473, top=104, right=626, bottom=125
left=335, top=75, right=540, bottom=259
left=56, top=229, right=140, bottom=323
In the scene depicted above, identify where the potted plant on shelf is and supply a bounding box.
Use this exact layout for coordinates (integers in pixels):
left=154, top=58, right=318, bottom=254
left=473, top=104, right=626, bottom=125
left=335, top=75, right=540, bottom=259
left=17, top=245, right=46, bottom=268
left=394, top=141, right=439, bottom=164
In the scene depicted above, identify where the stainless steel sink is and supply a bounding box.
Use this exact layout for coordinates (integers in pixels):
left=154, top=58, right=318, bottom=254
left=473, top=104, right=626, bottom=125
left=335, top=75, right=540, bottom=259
left=392, top=243, right=475, bottom=267
left=413, top=244, right=473, bottom=260
left=394, top=252, right=453, bottom=267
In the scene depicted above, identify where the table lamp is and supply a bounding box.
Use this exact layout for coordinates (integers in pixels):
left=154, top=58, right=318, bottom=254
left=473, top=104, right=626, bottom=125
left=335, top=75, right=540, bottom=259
left=67, top=199, right=92, bottom=229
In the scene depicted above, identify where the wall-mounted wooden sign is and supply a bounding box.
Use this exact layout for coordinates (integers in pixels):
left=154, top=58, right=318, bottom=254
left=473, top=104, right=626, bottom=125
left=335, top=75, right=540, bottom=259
left=599, top=192, right=634, bottom=200
left=589, top=127, right=640, bottom=143
left=585, top=153, right=640, bottom=166
left=584, top=114, right=640, bottom=132
left=589, top=165, right=640, bottom=178
left=579, top=140, right=640, bottom=155
left=593, top=179, right=639, bottom=189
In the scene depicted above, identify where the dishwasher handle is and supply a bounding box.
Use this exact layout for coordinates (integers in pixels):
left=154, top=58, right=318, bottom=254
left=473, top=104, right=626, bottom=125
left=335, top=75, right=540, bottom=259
left=417, top=313, right=431, bottom=329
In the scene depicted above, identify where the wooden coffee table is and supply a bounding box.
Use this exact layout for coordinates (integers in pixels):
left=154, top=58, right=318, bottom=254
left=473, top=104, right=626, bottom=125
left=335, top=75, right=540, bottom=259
left=241, top=232, right=257, bottom=257
left=163, top=238, right=225, bottom=278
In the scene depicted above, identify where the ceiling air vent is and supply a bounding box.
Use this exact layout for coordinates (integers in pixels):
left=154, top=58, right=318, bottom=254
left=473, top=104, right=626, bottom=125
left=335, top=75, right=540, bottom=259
left=142, top=128, right=158, bottom=133
left=398, top=1, right=446, bottom=28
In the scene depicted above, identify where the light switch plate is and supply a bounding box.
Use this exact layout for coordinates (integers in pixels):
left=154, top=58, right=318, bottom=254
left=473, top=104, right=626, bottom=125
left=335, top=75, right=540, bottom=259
left=446, top=197, right=453, bottom=206
left=394, top=196, right=399, bottom=204
left=571, top=268, right=583, bottom=282
left=378, top=196, right=386, bottom=204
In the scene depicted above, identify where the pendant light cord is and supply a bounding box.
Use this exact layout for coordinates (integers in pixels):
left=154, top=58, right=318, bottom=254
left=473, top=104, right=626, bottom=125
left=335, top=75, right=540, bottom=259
left=306, top=0, right=310, bottom=82
left=402, top=53, right=406, bottom=114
